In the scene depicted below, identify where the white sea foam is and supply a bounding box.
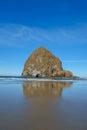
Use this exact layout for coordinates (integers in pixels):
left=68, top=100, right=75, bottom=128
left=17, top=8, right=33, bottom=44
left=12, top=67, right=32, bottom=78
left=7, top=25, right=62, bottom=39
left=0, top=77, right=74, bottom=83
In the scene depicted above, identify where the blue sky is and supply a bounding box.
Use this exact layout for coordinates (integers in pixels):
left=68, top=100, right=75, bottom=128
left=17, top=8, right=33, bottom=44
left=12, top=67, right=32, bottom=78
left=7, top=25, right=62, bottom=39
left=0, top=0, right=87, bottom=77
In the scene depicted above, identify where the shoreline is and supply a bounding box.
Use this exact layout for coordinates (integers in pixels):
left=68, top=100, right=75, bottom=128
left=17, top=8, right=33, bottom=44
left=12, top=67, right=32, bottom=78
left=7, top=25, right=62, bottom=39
left=0, top=75, right=86, bottom=81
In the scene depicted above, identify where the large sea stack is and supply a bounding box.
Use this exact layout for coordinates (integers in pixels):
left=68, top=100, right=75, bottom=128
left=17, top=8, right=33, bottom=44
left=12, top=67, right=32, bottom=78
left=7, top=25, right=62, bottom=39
left=22, top=47, right=75, bottom=78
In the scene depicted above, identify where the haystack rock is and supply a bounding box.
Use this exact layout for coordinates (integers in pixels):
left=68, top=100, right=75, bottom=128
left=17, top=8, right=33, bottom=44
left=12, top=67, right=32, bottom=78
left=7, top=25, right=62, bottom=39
left=22, top=47, right=75, bottom=78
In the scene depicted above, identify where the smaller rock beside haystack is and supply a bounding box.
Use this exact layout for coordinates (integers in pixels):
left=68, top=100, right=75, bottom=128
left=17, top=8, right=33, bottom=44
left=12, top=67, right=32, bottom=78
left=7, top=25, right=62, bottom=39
left=22, top=47, right=74, bottom=78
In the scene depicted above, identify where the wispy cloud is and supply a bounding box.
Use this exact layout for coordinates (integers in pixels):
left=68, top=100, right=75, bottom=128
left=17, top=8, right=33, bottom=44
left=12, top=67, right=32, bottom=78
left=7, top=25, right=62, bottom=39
left=0, top=23, right=87, bottom=47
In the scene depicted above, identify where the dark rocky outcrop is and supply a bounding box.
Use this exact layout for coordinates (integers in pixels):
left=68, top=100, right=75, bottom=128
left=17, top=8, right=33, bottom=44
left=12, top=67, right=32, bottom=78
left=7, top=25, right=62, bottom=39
left=22, top=47, right=75, bottom=78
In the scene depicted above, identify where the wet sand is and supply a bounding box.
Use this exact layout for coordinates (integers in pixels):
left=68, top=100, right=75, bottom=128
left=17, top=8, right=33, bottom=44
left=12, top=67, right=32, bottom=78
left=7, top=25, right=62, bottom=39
left=0, top=80, right=87, bottom=130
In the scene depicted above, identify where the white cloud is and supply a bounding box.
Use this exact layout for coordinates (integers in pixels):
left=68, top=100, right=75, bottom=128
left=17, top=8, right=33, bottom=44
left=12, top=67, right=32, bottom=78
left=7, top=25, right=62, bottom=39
left=0, top=23, right=87, bottom=47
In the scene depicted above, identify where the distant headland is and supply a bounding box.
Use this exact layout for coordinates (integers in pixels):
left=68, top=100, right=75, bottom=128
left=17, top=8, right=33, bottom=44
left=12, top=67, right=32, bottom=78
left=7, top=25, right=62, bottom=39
left=22, top=47, right=78, bottom=78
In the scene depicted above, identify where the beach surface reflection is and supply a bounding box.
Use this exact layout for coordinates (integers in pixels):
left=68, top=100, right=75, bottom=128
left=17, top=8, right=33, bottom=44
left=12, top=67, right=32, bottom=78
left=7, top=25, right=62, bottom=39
left=0, top=80, right=87, bottom=130
left=23, top=81, right=72, bottom=98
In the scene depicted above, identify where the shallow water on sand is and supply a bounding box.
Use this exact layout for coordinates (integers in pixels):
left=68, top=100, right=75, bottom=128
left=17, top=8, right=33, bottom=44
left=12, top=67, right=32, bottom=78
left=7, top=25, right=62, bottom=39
left=0, top=78, right=87, bottom=130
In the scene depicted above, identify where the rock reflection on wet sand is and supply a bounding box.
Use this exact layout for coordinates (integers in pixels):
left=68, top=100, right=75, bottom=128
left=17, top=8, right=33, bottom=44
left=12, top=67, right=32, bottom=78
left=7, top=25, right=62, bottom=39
left=1, top=81, right=87, bottom=130
left=23, top=81, right=72, bottom=98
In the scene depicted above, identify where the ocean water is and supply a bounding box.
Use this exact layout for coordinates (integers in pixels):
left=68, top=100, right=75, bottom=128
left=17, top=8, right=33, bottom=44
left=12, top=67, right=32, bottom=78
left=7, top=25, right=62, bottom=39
left=0, top=77, right=87, bottom=130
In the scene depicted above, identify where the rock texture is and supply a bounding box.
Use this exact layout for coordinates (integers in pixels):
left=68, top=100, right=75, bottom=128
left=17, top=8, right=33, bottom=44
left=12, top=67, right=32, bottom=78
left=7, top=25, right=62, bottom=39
left=22, top=47, right=74, bottom=78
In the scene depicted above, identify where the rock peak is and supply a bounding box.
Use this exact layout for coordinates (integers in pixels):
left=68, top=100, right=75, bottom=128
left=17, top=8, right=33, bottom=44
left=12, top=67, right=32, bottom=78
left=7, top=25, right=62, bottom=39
left=36, top=46, right=51, bottom=53
left=38, top=46, right=46, bottom=50
left=22, top=47, right=75, bottom=78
